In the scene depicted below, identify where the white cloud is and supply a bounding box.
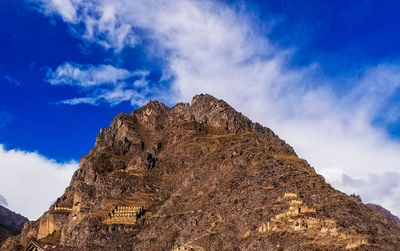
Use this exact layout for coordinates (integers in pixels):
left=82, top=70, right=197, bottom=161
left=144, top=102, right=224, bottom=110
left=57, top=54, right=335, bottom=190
left=61, top=85, right=148, bottom=106
left=47, top=62, right=132, bottom=87
left=0, top=145, right=77, bottom=219
left=32, top=0, right=137, bottom=51
left=47, top=63, right=151, bottom=106
left=60, top=96, right=98, bottom=105
left=32, top=0, right=79, bottom=23
left=33, top=0, right=400, bottom=216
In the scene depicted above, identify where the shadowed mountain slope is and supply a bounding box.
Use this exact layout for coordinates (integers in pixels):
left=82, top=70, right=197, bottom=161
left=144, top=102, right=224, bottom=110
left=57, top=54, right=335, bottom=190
left=0, top=205, right=28, bottom=246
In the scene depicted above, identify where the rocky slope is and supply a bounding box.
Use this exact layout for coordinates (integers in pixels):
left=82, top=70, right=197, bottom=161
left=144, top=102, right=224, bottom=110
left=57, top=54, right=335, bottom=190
left=3, top=94, right=400, bottom=250
left=367, top=203, right=400, bottom=226
left=0, top=205, right=28, bottom=246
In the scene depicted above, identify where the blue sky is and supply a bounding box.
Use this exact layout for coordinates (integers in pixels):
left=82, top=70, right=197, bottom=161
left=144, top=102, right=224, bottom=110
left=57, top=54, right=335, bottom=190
left=1, top=0, right=400, bottom=219
left=0, top=0, right=142, bottom=160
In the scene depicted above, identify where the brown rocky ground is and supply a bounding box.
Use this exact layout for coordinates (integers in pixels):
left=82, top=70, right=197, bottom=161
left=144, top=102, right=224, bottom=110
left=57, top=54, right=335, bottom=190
left=3, top=94, right=400, bottom=250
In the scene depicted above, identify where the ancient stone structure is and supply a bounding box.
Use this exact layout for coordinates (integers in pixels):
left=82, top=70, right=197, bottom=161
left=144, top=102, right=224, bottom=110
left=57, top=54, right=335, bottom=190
left=26, top=241, right=75, bottom=251
left=36, top=194, right=80, bottom=240
left=286, top=199, right=316, bottom=216
left=172, top=243, right=204, bottom=251
left=71, top=193, right=82, bottom=221
left=258, top=193, right=317, bottom=233
left=26, top=241, right=43, bottom=251
left=102, top=205, right=143, bottom=225
left=258, top=193, right=368, bottom=249
left=37, top=214, right=58, bottom=240
left=283, top=192, right=297, bottom=198
left=52, top=206, right=72, bottom=212
left=345, top=238, right=369, bottom=249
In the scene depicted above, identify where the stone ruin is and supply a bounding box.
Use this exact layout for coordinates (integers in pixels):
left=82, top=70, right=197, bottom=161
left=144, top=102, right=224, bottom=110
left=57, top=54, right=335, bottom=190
left=37, top=193, right=82, bottom=240
left=71, top=192, right=83, bottom=221
left=172, top=243, right=205, bottom=251
left=286, top=199, right=317, bottom=217
left=52, top=206, right=73, bottom=212
left=258, top=193, right=317, bottom=233
left=257, top=192, right=369, bottom=249
left=102, top=205, right=143, bottom=225
left=283, top=192, right=297, bottom=198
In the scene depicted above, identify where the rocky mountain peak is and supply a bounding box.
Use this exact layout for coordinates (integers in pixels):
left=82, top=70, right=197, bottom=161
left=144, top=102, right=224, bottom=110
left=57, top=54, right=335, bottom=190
left=190, top=94, right=252, bottom=133
left=134, top=100, right=170, bottom=118
left=190, top=93, right=233, bottom=114
left=3, top=94, right=400, bottom=250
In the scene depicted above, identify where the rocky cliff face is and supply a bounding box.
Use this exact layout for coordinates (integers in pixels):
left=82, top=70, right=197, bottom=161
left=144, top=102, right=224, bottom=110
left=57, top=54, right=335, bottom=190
left=3, top=94, right=400, bottom=250
left=0, top=205, right=28, bottom=246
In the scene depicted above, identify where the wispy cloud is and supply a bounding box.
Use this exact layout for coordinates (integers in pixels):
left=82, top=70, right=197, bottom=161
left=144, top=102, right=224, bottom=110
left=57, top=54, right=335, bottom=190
left=30, top=0, right=79, bottom=23
left=0, top=145, right=77, bottom=219
left=60, top=85, right=148, bottom=106
left=33, top=0, right=400, bottom=216
left=47, top=63, right=151, bottom=106
left=4, top=75, right=21, bottom=86
left=46, top=62, right=132, bottom=87
left=31, top=0, right=136, bottom=51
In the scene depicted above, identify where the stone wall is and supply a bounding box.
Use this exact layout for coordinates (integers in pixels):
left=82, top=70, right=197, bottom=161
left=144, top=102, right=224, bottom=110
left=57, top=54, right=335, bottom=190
left=102, top=205, right=143, bottom=225
left=257, top=193, right=369, bottom=249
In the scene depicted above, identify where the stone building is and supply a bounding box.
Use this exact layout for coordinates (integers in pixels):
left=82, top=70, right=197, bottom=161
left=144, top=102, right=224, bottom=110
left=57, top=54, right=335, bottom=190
left=103, top=205, right=143, bottom=225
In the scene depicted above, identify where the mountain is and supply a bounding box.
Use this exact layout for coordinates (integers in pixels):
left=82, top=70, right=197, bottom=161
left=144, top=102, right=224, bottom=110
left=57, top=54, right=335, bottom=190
left=366, top=203, right=400, bottom=226
left=2, top=94, right=400, bottom=250
left=0, top=205, right=28, bottom=246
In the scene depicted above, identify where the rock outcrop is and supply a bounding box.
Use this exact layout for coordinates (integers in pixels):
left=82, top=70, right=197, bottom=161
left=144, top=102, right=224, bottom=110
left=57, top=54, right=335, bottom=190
left=3, top=94, right=400, bottom=250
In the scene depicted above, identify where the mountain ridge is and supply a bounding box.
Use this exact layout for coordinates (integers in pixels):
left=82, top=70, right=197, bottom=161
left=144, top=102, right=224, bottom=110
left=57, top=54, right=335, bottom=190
left=2, top=94, right=400, bottom=250
left=0, top=205, right=28, bottom=246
